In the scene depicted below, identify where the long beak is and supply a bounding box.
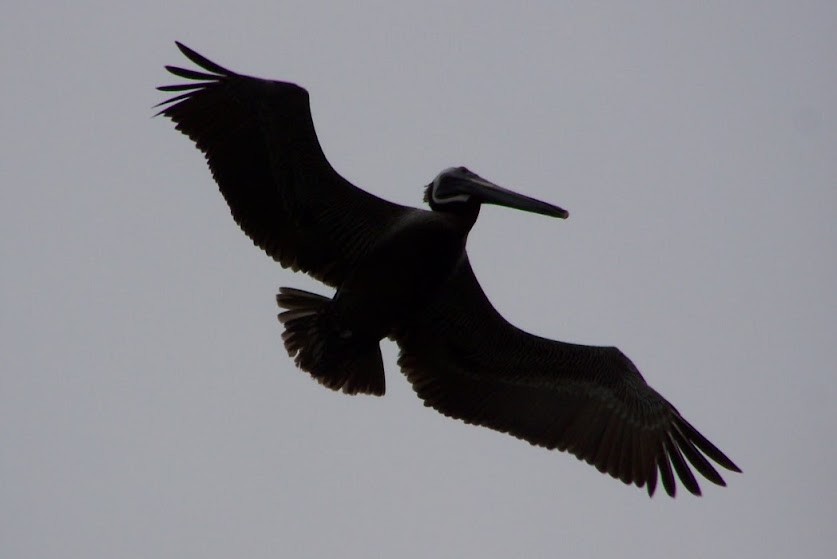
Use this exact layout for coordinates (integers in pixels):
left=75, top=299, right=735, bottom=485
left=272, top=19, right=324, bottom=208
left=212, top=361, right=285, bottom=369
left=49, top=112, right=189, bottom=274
left=465, top=175, right=569, bottom=219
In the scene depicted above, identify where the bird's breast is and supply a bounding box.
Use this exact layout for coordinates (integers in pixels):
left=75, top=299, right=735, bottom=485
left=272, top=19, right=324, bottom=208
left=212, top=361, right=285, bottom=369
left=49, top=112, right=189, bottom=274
left=332, top=213, right=469, bottom=339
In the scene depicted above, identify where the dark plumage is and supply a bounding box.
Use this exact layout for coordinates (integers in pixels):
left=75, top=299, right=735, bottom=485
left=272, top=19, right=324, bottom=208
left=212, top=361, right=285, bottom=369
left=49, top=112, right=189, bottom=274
left=157, top=42, right=740, bottom=497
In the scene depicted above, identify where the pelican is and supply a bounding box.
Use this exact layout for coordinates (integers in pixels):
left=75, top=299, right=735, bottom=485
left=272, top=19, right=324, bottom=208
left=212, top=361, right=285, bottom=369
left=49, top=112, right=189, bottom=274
left=157, top=42, right=740, bottom=497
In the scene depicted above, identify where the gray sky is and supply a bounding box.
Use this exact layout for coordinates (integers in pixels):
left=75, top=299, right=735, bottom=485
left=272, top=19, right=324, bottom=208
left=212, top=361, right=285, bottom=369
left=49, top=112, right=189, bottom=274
left=3, top=2, right=836, bottom=558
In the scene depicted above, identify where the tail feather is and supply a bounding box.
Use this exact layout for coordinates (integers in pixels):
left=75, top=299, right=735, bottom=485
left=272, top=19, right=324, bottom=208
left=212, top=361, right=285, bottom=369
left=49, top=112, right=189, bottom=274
left=276, top=287, right=385, bottom=396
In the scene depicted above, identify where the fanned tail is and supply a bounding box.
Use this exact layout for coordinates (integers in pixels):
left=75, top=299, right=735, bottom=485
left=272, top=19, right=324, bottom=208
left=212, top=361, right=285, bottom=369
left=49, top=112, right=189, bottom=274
left=276, top=287, right=385, bottom=395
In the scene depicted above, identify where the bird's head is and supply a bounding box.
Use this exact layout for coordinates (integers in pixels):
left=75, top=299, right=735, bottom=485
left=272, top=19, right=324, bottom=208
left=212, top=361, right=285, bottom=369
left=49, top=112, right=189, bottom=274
left=424, top=166, right=568, bottom=219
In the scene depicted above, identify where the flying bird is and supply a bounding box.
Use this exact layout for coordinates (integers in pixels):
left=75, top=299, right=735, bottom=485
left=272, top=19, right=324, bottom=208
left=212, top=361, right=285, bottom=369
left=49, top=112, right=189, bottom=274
left=156, top=42, right=740, bottom=497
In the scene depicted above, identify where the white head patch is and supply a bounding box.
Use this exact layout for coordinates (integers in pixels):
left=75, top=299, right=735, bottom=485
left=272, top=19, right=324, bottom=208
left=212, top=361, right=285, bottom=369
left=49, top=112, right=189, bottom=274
left=431, top=167, right=472, bottom=205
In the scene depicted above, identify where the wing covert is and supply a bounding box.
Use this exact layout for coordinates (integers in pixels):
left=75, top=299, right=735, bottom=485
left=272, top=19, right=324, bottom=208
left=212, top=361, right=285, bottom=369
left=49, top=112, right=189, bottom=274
left=157, top=42, right=412, bottom=287
left=393, top=256, right=740, bottom=497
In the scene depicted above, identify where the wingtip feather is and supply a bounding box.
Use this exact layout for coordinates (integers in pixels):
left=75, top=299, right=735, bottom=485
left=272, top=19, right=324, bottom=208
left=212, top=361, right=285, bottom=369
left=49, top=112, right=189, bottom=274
left=666, top=434, right=702, bottom=496
left=174, top=41, right=235, bottom=76
left=678, top=416, right=742, bottom=473
left=165, top=65, right=221, bottom=81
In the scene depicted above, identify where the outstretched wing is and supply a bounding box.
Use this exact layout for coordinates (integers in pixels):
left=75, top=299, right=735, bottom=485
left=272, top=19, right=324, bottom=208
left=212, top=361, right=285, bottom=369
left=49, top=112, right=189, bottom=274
left=393, top=257, right=740, bottom=497
left=156, top=42, right=413, bottom=287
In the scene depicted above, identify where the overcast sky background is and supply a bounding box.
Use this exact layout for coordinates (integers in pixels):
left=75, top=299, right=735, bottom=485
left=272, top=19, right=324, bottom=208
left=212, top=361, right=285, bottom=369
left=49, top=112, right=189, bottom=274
left=3, top=2, right=836, bottom=558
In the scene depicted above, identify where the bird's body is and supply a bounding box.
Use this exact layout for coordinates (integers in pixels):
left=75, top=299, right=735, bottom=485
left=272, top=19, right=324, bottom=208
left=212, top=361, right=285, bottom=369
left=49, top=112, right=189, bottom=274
left=280, top=207, right=474, bottom=395
left=157, top=42, right=740, bottom=497
left=334, top=207, right=471, bottom=340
